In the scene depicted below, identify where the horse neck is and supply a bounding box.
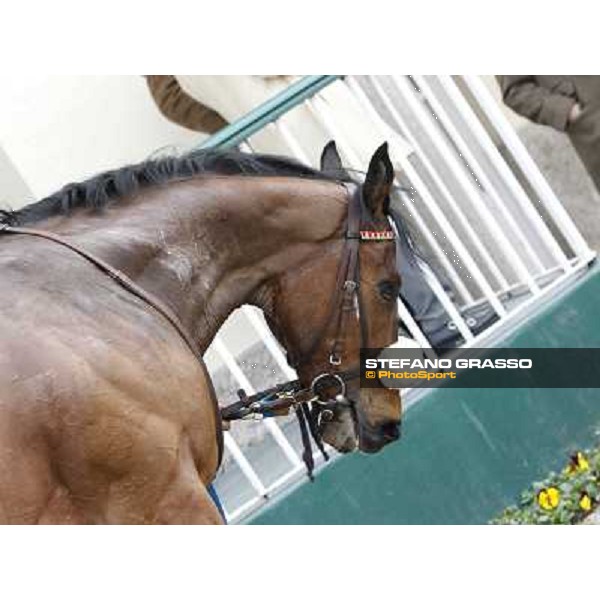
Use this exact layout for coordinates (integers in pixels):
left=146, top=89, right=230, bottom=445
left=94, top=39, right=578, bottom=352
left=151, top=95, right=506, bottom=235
left=54, top=175, right=347, bottom=351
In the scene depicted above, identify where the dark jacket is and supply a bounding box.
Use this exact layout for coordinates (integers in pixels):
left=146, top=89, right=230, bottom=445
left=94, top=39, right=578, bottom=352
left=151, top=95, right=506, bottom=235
left=497, top=76, right=600, bottom=189
left=145, top=75, right=228, bottom=134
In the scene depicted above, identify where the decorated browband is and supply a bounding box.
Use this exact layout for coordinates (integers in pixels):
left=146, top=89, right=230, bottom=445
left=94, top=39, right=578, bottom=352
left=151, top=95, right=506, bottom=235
left=359, top=230, right=395, bottom=241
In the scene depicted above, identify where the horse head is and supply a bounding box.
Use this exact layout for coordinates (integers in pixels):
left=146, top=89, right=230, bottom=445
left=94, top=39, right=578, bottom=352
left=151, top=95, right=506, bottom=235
left=264, top=142, right=402, bottom=454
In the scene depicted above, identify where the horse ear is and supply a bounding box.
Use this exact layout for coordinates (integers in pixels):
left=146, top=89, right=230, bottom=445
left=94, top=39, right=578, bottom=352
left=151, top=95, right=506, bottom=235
left=320, top=141, right=345, bottom=176
left=363, top=142, right=394, bottom=218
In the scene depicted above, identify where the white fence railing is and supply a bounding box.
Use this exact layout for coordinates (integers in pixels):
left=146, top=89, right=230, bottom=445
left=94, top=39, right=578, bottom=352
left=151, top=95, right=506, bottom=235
left=201, top=76, right=595, bottom=523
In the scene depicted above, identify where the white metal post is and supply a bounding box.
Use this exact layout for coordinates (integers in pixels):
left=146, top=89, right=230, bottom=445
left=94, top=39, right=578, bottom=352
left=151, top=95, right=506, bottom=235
left=437, top=75, right=572, bottom=272
left=223, top=433, right=268, bottom=497
left=394, top=75, right=542, bottom=294
left=241, top=305, right=297, bottom=380
left=462, top=74, right=594, bottom=262
left=212, top=338, right=303, bottom=469
left=344, top=78, right=508, bottom=319
left=365, top=75, right=510, bottom=292
left=414, top=75, right=547, bottom=279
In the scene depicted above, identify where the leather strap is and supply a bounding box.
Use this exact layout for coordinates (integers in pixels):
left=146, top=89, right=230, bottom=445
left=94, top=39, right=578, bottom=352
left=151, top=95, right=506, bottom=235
left=0, top=223, right=225, bottom=468
left=291, top=185, right=365, bottom=371
left=328, top=185, right=363, bottom=364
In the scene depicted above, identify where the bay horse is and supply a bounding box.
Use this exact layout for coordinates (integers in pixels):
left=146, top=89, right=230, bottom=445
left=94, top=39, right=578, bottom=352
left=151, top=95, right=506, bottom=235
left=0, top=142, right=401, bottom=524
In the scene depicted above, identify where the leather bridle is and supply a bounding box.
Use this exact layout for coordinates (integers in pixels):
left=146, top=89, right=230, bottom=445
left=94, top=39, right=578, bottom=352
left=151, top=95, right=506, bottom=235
left=221, top=185, right=397, bottom=424
left=290, top=184, right=395, bottom=406
left=221, top=184, right=397, bottom=479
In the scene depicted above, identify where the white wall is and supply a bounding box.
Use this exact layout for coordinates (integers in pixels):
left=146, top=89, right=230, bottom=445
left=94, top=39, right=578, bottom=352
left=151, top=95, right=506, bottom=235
left=0, top=145, right=32, bottom=203
left=0, top=76, right=203, bottom=206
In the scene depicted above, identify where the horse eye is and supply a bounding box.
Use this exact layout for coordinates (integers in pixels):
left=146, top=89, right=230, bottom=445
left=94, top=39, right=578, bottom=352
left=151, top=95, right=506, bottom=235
left=378, top=280, right=399, bottom=302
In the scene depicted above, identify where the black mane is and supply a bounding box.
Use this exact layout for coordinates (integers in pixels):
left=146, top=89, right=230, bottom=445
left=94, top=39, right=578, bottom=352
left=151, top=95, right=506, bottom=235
left=0, top=149, right=348, bottom=226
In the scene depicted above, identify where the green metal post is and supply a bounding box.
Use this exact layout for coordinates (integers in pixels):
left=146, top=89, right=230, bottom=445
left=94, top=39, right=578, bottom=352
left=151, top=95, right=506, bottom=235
left=197, top=75, right=341, bottom=150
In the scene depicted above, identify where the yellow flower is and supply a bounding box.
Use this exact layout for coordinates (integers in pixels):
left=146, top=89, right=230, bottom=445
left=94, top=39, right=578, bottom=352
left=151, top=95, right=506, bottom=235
left=576, top=452, right=590, bottom=471
left=579, top=493, right=592, bottom=512
left=538, top=487, right=560, bottom=511
left=567, top=452, right=589, bottom=474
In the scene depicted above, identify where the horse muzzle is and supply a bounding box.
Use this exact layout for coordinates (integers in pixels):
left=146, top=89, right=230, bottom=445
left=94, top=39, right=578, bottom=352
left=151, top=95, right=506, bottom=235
left=357, top=418, right=402, bottom=453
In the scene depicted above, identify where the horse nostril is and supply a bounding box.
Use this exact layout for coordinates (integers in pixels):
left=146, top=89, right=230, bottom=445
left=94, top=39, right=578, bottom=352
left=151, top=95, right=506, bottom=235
left=381, top=420, right=401, bottom=441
